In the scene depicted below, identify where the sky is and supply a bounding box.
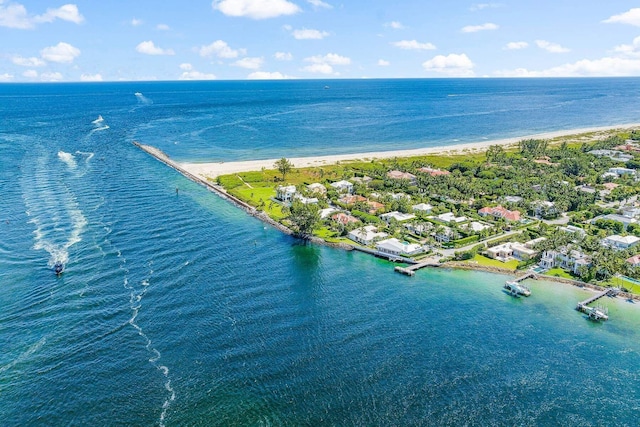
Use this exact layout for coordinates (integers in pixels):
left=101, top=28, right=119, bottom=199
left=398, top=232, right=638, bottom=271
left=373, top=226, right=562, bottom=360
left=1, top=1, right=640, bottom=82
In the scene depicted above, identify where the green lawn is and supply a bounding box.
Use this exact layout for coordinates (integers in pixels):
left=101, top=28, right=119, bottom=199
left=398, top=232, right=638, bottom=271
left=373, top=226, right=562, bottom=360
left=470, top=254, right=519, bottom=270
left=603, top=276, right=640, bottom=295
left=228, top=185, right=287, bottom=220
left=545, top=267, right=575, bottom=279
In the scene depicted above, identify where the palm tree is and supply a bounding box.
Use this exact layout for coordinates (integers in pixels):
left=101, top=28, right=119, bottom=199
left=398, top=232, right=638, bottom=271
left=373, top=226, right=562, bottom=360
left=274, top=157, right=293, bottom=181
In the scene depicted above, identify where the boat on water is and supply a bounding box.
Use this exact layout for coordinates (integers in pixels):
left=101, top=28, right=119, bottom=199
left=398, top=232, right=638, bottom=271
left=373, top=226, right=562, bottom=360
left=504, top=280, right=531, bottom=297
left=134, top=92, right=142, bottom=96
left=578, top=304, right=609, bottom=321
left=54, top=262, right=64, bottom=276
left=92, top=115, right=104, bottom=124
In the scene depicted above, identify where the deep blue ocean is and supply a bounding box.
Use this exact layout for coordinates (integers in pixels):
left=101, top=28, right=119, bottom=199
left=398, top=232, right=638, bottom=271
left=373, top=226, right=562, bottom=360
left=1, top=78, right=640, bottom=426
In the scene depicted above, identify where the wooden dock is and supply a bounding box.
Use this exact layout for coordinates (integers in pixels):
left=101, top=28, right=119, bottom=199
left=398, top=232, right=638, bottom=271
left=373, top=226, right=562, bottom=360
left=513, top=271, right=536, bottom=282
left=395, top=257, right=440, bottom=276
left=576, top=287, right=619, bottom=311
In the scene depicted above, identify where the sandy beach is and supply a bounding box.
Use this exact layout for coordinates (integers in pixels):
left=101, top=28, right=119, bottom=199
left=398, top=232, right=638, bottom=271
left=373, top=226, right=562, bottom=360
left=180, top=123, right=640, bottom=180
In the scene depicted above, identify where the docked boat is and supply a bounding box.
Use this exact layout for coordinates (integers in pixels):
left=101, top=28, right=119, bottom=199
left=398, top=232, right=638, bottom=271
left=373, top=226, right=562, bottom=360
left=578, top=304, right=608, bottom=321
left=504, top=280, right=531, bottom=297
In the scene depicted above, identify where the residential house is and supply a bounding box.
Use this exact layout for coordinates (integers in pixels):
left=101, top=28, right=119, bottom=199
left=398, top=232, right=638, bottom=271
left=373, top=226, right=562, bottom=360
left=380, top=211, right=416, bottom=223
left=434, top=226, right=455, bottom=243
left=307, top=183, right=327, bottom=194
left=626, top=254, right=640, bottom=266
left=463, top=221, right=492, bottom=232
left=607, top=167, right=636, bottom=177
left=387, top=170, right=417, bottom=184
left=412, top=203, right=433, bottom=214
left=294, top=194, right=318, bottom=205
left=531, top=200, right=557, bottom=217
left=486, top=242, right=537, bottom=261
left=558, top=225, right=587, bottom=238
left=348, top=225, right=388, bottom=245
left=376, top=238, right=424, bottom=256
left=350, top=176, right=372, bottom=186
left=319, top=207, right=339, bottom=219
left=366, top=200, right=385, bottom=214
left=417, top=166, right=450, bottom=177
left=601, top=234, right=640, bottom=250
left=437, top=212, right=468, bottom=223
left=576, top=184, right=597, bottom=194
left=540, top=248, right=591, bottom=274
left=478, top=205, right=521, bottom=222
left=276, top=185, right=296, bottom=202
left=390, top=192, right=411, bottom=201
left=588, top=149, right=633, bottom=162
left=622, top=206, right=640, bottom=218
left=405, top=222, right=432, bottom=236
left=330, top=180, right=354, bottom=193
left=503, top=196, right=523, bottom=203
left=331, top=212, right=360, bottom=225
left=338, top=194, right=367, bottom=205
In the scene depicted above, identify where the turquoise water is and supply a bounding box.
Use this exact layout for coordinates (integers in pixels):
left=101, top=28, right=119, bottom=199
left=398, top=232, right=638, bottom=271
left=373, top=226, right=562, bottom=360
left=1, top=79, right=640, bottom=426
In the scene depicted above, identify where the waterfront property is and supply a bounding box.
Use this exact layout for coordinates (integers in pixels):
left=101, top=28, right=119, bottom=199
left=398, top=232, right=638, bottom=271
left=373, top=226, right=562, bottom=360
left=276, top=185, right=297, bottom=202
left=348, top=225, right=388, bottom=245
left=601, top=234, right=640, bottom=250
left=376, top=238, right=424, bottom=256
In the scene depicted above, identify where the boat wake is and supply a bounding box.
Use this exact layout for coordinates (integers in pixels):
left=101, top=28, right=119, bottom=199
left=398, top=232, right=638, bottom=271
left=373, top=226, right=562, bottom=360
left=23, top=152, right=88, bottom=270
left=0, top=337, right=47, bottom=375
left=135, top=92, right=152, bottom=105
left=122, top=262, right=175, bottom=426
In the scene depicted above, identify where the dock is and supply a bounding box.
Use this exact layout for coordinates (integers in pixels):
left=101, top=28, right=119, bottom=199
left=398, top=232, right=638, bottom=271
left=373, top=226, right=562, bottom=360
left=513, top=271, right=535, bottom=282
left=394, top=257, right=440, bottom=276
left=575, top=287, right=620, bottom=321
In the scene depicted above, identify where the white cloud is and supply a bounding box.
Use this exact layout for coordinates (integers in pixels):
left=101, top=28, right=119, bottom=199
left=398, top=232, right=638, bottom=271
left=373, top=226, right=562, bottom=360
left=199, top=40, right=245, bottom=58
left=136, top=40, right=175, bottom=56
left=461, top=22, right=498, bottom=33
left=470, top=3, right=500, bottom=11
left=274, top=51, right=293, bottom=60
left=614, top=36, right=640, bottom=57
left=535, top=39, right=570, bottom=53
left=80, top=73, right=103, bottom=82
left=504, top=41, right=528, bottom=50
left=0, top=73, right=14, bottom=81
left=307, top=0, right=332, bottom=9
left=495, top=57, right=640, bottom=77
left=156, top=23, right=170, bottom=31
left=0, top=2, right=84, bottom=29
left=131, top=18, right=143, bottom=26
left=41, top=71, right=63, bottom=81
left=179, top=70, right=217, bottom=80
left=12, top=55, right=46, bottom=66
left=247, top=71, right=293, bottom=79
left=41, top=42, right=80, bottom=63
left=422, top=53, right=475, bottom=77
left=301, top=63, right=334, bottom=74
left=603, top=8, right=640, bottom=27
left=233, top=56, right=264, bottom=69
left=384, top=21, right=405, bottom=29
left=391, top=40, right=436, bottom=50
left=22, top=69, right=37, bottom=78
left=34, top=4, right=84, bottom=24
left=305, top=53, right=350, bottom=65
left=212, top=0, right=301, bottom=20
left=180, top=63, right=193, bottom=71
left=378, top=59, right=390, bottom=66
left=0, top=2, right=32, bottom=28
left=292, top=28, right=329, bottom=39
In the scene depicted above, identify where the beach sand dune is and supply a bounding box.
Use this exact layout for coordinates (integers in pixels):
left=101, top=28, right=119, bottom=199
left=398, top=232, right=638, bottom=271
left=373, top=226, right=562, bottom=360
left=181, top=124, right=640, bottom=180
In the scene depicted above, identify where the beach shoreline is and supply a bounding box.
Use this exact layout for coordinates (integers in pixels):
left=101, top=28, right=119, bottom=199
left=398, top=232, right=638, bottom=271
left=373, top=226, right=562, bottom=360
left=180, top=123, right=640, bottom=180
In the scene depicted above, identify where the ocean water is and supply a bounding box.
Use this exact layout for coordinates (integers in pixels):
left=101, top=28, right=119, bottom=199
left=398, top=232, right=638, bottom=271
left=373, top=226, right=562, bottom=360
left=1, top=79, right=640, bottom=426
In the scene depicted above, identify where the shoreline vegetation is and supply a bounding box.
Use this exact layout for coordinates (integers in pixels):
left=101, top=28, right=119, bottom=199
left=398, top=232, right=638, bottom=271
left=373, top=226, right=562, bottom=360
left=135, top=124, right=640, bottom=303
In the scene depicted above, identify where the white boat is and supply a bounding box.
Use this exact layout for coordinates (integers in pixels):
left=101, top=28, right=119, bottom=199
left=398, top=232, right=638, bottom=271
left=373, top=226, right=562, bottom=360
left=504, top=280, right=531, bottom=297
left=579, top=304, right=609, bottom=321
left=92, top=115, right=104, bottom=124
left=134, top=92, right=142, bottom=96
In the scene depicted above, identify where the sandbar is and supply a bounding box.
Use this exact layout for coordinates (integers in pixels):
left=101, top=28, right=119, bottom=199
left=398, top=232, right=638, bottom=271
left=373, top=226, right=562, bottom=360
left=180, top=123, right=640, bottom=180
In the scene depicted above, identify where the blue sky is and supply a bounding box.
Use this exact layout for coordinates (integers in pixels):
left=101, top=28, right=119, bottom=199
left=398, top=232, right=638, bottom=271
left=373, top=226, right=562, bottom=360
left=1, top=1, right=640, bottom=82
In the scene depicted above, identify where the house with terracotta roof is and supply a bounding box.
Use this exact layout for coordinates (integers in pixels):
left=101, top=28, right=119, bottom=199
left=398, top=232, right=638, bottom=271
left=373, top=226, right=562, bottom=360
left=626, top=254, right=640, bottom=266
left=338, top=194, right=367, bottom=205
left=366, top=200, right=385, bottom=213
left=387, top=170, right=417, bottom=184
left=418, top=167, right=450, bottom=177
left=331, top=212, right=360, bottom=225
left=478, top=205, right=521, bottom=222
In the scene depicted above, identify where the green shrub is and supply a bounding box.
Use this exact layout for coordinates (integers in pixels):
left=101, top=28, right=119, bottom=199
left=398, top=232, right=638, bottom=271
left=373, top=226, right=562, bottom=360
left=351, top=210, right=380, bottom=223
left=239, top=171, right=266, bottom=183
left=217, top=174, right=244, bottom=189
